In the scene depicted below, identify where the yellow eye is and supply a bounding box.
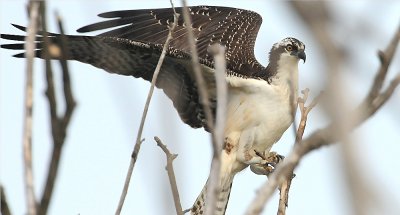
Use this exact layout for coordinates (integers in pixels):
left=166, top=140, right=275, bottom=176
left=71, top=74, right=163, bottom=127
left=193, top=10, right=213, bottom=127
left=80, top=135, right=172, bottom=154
left=286, top=45, right=293, bottom=51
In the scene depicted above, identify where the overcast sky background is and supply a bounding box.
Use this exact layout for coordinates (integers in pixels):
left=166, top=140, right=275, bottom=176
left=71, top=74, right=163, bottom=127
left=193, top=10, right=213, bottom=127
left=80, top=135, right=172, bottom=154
left=1, top=1, right=400, bottom=215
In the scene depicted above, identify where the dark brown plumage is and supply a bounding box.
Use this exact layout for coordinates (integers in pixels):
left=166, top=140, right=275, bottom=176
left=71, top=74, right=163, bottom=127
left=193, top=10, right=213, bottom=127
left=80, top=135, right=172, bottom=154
left=77, top=6, right=267, bottom=77
left=1, top=6, right=271, bottom=130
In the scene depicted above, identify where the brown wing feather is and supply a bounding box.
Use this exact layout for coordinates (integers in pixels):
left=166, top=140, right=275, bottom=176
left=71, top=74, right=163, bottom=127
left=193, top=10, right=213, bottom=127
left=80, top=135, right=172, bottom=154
left=1, top=6, right=270, bottom=130
left=77, top=6, right=267, bottom=77
left=1, top=28, right=213, bottom=129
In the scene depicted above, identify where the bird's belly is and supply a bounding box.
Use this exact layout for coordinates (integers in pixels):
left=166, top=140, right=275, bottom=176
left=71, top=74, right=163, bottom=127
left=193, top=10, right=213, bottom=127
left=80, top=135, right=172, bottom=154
left=224, top=88, right=293, bottom=152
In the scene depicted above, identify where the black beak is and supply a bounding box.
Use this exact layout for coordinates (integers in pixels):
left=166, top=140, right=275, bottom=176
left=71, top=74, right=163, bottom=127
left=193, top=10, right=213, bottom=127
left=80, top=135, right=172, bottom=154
left=297, top=50, right=306, bottom=63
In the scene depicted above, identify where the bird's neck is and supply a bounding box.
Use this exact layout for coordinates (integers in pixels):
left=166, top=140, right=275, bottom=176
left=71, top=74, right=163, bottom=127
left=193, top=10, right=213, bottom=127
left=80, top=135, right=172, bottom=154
left=270, top=56, right=299, bottom=83
left=269, top=57, right=300, bottom=104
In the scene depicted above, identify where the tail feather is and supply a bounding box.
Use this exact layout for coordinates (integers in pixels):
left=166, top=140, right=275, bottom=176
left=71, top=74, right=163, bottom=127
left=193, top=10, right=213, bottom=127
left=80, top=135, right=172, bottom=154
left=191, top=175, right=234, bottom=215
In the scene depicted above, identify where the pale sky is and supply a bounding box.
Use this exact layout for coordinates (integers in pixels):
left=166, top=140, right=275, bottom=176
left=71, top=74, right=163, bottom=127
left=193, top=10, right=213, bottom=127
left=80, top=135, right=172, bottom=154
left=1, top=1, right=400, bottom=215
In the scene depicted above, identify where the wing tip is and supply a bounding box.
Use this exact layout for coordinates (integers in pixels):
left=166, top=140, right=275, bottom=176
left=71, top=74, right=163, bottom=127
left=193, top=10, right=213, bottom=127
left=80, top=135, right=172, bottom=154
left=12, top=52, right=26, bottom=58
left=76, top=26, right=88, bottom=33
left=98, top=11, right=114, bottom=18
left=1, top=43, right=25, bottom=50
left=11, top=23, right=27, bottom=32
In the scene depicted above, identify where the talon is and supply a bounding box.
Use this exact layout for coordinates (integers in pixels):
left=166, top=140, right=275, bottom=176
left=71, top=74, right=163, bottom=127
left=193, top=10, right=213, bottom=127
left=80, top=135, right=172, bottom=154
left=250, top=151, right=286, bottom=176
left=266, top=152, right=284, bottom=165
left=250, top=163, right=275, bottom=176
left=254, top=150, right=266, bottom=160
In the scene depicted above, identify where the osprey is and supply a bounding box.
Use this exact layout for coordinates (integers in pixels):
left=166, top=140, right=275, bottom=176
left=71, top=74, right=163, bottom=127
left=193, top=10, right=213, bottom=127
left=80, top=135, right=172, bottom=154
left=1, top=6, right=306, bottom=215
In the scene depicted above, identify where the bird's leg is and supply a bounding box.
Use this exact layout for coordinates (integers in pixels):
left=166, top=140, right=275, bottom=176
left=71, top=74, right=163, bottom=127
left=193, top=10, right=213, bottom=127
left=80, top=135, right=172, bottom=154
left=250, top=151, right=285, bottom=176
left=235, top=129, right=283, bottom=168
left=234, top=128, right=255, bottom=161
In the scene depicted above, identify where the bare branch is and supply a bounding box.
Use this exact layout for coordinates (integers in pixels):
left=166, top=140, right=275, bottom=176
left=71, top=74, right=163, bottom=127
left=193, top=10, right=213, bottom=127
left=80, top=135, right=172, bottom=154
left=36, top=6, right=57, bottom=213
left=180, top=2, right=228, bottom=215
left=277, top=179, right=292, bottom=215
left=277, top=89, right=320, bottom=215
left=245, top=24, right=400, bottom=215
left=37, top=4, right=76, bottom=215
left=154, top=137, right=183, bottom=215
left=211, top=45, right=227, bottom=148
left=55, top=12, right=76, bottom=129
left=205, top=44, right=227, bottom=215
left=180, top=0, right=215, bottom=135
left=369, top=46, right=399, bottom=100
left=115, top=1, right=179, bottom=214
left=372, top=73, right=400, bottom=107
left=347, top=30, right=400, bottom=129
left=295, top=90, right=323, bottom=144
left=23, top=2, right=40, bottom=214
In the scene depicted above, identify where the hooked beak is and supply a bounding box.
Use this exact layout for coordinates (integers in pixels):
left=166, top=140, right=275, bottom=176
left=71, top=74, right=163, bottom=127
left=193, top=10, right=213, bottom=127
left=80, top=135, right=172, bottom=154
left=297, top=50, right=306, bottom=63
left=291, top=50, right=306, bottom=63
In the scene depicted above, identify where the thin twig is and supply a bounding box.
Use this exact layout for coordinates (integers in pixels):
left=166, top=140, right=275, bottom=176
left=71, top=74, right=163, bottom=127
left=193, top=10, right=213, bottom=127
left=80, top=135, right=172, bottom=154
left=115, top=2, right=179, bottom=214
left=36, top=3, right=76, bottom=215
left=205, top=44, right=227, bottom=215
left=55, top=12, right=76, bottom=129
left=37, top=2, right=57, bottom=212
left=180, top=0, right=215, bottom=135
left=245, top=24, right=400, bottom=215
left=180, top=2, right=224, bottom=214
left=277, top=89, right=321, bottom=215
left=154, top=137, right=183, bottom=215
left=23, top=2, right=40, bottom=214
left=295, top=89, right=323, bottom=144
left=277, top=179, right=292, bottom=215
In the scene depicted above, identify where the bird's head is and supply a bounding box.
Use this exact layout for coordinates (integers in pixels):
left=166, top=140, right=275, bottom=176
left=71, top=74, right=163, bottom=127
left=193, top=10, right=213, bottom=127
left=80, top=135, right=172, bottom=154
left=269, top=37, right=306, bottom=65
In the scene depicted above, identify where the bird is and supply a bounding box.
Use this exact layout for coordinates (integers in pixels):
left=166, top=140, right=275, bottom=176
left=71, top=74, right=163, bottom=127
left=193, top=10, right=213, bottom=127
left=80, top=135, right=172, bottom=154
left=1, top=5, right=306, bottom=215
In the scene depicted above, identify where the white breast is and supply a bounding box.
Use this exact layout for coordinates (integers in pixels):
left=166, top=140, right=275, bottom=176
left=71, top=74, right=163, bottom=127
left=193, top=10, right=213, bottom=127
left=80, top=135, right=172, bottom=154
left=224, top=72, right=297, bottom=154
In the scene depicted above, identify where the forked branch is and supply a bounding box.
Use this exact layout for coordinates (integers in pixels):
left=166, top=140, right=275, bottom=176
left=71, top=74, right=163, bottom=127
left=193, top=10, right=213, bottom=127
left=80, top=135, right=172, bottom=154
left=37, top=3, right=76, bottom=215
left=277, top=89, right=322, bottom=215
left=155, top=137, right=183, bottom=215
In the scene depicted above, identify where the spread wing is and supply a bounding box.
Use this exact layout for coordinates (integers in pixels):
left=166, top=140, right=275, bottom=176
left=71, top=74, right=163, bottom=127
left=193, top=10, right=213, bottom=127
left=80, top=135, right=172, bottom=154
left=1, top=6, right=269, bottom=130
left=1, top=25, right=215, bottom=129
left=77, top=6, right=267, bottom=77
